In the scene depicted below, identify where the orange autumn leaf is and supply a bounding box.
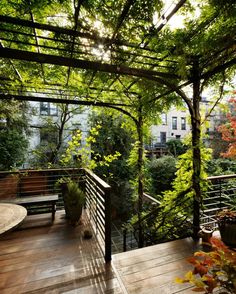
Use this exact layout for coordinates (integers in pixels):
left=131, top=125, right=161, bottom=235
left=218, top=97, right=236, bottom=159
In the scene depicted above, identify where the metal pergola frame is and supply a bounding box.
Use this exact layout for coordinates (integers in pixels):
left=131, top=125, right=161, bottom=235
left=0, top=1, right=234, bottom=109
left=0, top=0, right=196, bottom=108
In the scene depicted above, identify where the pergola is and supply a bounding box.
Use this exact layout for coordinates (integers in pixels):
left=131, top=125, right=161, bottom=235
left=1, top=0, right=233, bottom=105
left=0, top=0, right=236, bottom=244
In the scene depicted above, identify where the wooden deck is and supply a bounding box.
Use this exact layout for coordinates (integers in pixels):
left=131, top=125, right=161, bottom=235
left=0, top=210, right=200, bottom=294
left=0, top=210, right=124, bottom=294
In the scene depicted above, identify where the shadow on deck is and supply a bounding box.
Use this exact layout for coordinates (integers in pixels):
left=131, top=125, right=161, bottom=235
left=0, top=211, right=125, bottom=294
left=0, top=211, right=202, bottom=294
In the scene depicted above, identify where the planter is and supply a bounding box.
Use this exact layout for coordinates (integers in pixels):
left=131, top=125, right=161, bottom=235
left=60, top=182, right=70, bottom=218
left=61, top=181, right=85, bottom=225
left=218, top=223, right=236, bottom=246
left=217, top=209, right=236, bottom=247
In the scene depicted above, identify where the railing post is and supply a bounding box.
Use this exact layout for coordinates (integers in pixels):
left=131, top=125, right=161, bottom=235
left=123, top=228, right=127, bottom=252
left=104, top=187, right=111, bottom=262
left=219, top=179, right=222, bottom=209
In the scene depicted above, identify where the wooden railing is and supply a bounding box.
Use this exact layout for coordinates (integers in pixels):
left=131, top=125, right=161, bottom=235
left=0, top=168, right=112, bottom=262
left=84, top=169, right=111, bottom=262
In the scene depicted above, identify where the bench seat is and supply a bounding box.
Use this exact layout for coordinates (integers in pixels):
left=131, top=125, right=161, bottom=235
left=0, top=195, right=58, bottom=220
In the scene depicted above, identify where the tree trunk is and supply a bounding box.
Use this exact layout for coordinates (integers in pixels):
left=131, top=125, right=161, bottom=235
left=49, top=104, right=69, bottom=164
left=191, top=59, right=202, bottom=239
left=137, top=106, right=144, bottom=248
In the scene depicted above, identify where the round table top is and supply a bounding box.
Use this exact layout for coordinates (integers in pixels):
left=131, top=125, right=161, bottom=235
left=0, top=203, right=27, bottom=235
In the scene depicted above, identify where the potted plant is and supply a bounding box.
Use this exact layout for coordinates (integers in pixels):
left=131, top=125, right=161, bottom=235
left=60, top=179, right=85, bottom=225
left=216, top=209, right=236, bottom=246
left=176, top=237, right=236, bottom=293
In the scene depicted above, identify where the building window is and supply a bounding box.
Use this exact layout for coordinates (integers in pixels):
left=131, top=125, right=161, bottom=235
left=40, top=102, right=58, bottom=116
left=181, top=117, right=186, bottom=130
left=176, top=135, right=181, bottom=140
left=160, top=113, right=167, bottom=125
left=160, top=132, right=166, bottom=144
left=172, top=117, right=177, bottom=130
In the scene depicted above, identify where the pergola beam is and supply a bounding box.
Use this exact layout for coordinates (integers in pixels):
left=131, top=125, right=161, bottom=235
left=0, top=94, right=132, bottom=108
left=0, top=47, right=179, bottom=80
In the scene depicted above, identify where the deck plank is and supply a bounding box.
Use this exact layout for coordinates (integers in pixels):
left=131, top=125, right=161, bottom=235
left=112, top=238, right=200, bottom=294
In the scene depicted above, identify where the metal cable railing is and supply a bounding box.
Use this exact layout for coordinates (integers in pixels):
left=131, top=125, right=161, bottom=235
left=123, top=192, right=192, bottom=251
left=123, top=174, right=236, bottom=252
left=201, top=174, right=236, bottom=227
left=85, top=169, right=111, bottom=262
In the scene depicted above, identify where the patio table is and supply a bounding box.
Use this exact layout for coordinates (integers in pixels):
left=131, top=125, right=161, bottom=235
left=0, top=203, right=27, bottom=235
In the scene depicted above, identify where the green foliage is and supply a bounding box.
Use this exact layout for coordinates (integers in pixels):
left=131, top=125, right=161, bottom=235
left=166, top=139, right=187, bottom=157
left=127, top=203, right=192, bottom=245
left=0, top=99, right=31, bottom=170
left=207, top=158, right=236, bottom=176
left=208, top=130, right=229, bottom=159
left=0, top=0, right=72, bottom=22
left=61, top=126, right=121, bottom=171
left=65, top=181, right=85, bottom=208
left=127, top=141, right=150, bottom=198
left=160, top=137, right=212, bottom=219
left=30, top=119, right=60, bottom=168
left=30, top=104, right=84, bottom=168
left=0, top=129, right=28, bottom=170
left=89, top=110, right=136, bottom=219
left=125, top=137, right=213, bottom=244
left=0, top=99, right=31, bottom=133
left=147, top=155, right=177, bottom=198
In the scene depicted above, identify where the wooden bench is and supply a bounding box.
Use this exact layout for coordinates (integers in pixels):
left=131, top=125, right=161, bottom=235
left=0, top=195, right=58, bottom=221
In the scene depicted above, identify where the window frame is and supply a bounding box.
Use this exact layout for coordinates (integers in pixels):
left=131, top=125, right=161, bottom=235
left=172, top=116, right=177, bottom=130
left=181, top=117, right=186, bottom=130
left=40, top=102, right=58, bottom=116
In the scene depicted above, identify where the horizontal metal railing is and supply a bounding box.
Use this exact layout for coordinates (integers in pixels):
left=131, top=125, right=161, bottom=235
left=84, top=169, right=111, bottom=262
left=201, top=174, right=236, bottom=227
left=123, top=174, right=236, bottom=252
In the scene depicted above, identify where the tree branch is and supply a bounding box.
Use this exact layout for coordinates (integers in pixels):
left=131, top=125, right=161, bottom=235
left=202, top=72, right=226, bottom=124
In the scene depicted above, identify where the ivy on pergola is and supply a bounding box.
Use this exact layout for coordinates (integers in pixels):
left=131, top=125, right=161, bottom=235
left=0, top=0, right=236, bottom=245
left=0, top=0, right=188, bottom=105
left=0, top=0, right=234, bottom=108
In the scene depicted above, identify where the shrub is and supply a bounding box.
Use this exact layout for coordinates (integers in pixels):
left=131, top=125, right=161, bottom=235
left=147, top=155, right=177, bottom=197
left=207, top=158, right=236, bottom=176
left=166, top=139, right=187, bottom=157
